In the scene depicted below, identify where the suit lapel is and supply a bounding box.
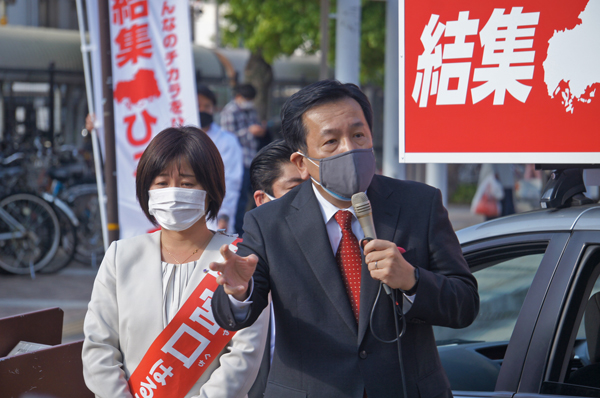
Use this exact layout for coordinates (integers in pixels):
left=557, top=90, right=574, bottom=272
left=286, top=182, right=358, bottom=335
left=358, top=176, right=401, bottom=343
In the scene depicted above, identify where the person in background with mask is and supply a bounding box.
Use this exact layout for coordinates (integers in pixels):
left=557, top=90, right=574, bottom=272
left=82, top=126, right=269, bottom=398
left=210, top=80, right=479, bottom=397
left=219, top=83, right=266, bottom=235
left=197, top=84, right=243, bottom=233
left=245, top=139, right=305, bottom=398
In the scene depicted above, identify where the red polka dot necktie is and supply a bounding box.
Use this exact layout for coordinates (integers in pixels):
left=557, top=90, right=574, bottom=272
left=334, top=210, right=362, bottom=323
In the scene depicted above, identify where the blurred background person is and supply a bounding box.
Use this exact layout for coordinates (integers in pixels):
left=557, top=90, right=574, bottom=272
left=197, top=84, right=243, bottom=233
left=478, top=164, right=515, bottom=219
left=246, top=139, right=305, bottom=398
left=220, top=83, right=266, bottom=234
left=82, top=126, right=269, bottom=398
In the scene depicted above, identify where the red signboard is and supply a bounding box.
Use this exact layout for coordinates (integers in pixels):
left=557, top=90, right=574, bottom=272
left=402, top=0, right=600, bottom=163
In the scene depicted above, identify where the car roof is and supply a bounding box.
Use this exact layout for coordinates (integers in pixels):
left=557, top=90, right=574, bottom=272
left=456, top=203, right=600, bottom=245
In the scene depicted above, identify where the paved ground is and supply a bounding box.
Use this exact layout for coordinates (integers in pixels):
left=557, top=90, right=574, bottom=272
left=0, top=204, right=484, bottom=345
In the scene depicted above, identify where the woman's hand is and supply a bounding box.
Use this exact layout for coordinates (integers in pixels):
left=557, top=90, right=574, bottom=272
left=209, top=244, right=257, bottom=301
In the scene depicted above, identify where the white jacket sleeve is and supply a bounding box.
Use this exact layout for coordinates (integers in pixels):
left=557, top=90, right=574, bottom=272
left=82, top=241, right=133, bottom=398
left=194, top=303, right=271, bottom=398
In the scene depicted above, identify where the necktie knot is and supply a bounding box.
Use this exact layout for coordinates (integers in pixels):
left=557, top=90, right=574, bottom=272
left=334, top=210, right=353, bottom=231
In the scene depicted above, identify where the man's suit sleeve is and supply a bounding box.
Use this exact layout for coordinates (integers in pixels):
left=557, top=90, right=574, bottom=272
left=213, top=211, right=271, bottom=331
left=196, top=305, right=270, bottom=397
left=404, top=188, right=480, bottom=328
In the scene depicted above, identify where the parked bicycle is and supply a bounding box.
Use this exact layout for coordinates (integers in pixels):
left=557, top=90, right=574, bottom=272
left=0, top=142, right=104, bottom=274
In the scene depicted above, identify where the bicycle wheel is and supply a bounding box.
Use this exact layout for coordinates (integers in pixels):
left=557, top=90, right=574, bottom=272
left=69, top=189, right=105, bottom=265
left=40, top=204, right=77, bottom=274
left=0, top=193, right=61, bottom=274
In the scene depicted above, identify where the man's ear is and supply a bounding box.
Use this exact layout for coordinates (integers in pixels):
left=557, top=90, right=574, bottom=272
left=254, top=190, right=267, bottom=207
left=290, top=152, right=310, bottom=180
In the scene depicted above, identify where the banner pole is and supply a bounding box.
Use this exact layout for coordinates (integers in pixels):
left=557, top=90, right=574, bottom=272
left=98, top=0, right=120, bottom=243
left=75, top=0, right=109, bottom=251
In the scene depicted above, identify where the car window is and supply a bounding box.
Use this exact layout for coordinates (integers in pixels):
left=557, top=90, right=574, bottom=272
left=575, top=278, right=600, bottom=340
left=435, top=251, right=545, bottom=392
left=435, top=253, right=543, bottom=344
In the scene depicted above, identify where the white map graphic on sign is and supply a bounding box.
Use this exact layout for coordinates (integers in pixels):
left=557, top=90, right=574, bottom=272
left=544, top=0, right=600, bottom=113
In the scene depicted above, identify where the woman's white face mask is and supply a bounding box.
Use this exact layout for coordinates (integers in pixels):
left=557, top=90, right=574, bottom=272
left=148, top=187, right=206, bottom=231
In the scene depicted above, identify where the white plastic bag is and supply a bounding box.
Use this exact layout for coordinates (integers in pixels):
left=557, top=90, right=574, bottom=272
left=471, top=174, right=504, bottom=217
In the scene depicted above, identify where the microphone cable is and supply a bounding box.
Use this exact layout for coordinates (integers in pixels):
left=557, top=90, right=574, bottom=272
left=369, top=282, right=408, bottom=398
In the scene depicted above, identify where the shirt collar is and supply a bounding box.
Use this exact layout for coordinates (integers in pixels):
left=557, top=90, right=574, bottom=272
left=311, top=183, right=356, bottom=225
left=204, top=122, right=218, bottom=137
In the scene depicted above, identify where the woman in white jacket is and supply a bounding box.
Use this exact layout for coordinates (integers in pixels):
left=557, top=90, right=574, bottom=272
left=82, top=126, right=269, bottom=398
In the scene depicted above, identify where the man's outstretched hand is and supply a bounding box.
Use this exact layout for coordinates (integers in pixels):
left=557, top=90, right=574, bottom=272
left=209, top=244, right=258, bottom=301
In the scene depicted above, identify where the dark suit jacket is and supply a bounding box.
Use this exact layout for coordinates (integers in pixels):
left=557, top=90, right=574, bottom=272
left=213, top=175, right=479, bottom=398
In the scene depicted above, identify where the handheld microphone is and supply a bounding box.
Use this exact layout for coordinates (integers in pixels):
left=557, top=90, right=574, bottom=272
left=351, top=193, right=392, bottom=296
left=351, top=192, right=376, bottom=243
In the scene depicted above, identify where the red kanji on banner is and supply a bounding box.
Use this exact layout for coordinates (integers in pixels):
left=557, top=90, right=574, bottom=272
left=112, top=0, right=148, bottom=26
left=162, top=1, right=175, bottom=16
left=124, top=109, right=158, bottom=147
left=115, top=24, right=152, bottom=67
left=170, top=100, right=183, bottom=114
left=164, top=34, right=177, bottom=48
left=403, top=0, right=600, bottom=156
left=165, top=50, right=178, bottom=66
left=163, top=17, right=176, bottom=31
left=169, top=83, right=181, bottom=98
left=167, top=68, right=179, bottom=82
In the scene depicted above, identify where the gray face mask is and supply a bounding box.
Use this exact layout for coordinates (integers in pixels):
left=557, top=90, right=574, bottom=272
left=298, top=148, right=376, bottom=201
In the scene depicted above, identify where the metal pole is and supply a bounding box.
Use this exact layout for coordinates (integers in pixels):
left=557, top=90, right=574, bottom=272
left=382, top=0, right=405, bottom=180
left=75, top=0, right=109, bottom=251
left=426, top=163, right=448, bottom=206
left=319, top=0, right=330, bottom=80
left=48, top=62, right=55, bottom=145
left=335, top=0, right=361, bottom=85
left=98, top=0, right=120, bottom=243
left=215, top=0, right=220, bottom=47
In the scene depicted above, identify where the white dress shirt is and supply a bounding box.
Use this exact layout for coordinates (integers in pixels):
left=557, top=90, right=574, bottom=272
left=204, top=123, right=243, bottom=233
left=161, top=260, right=197, bottom=327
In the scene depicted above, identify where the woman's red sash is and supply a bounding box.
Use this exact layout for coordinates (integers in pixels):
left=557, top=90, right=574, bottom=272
left=127, top=273, right=235, bottom=398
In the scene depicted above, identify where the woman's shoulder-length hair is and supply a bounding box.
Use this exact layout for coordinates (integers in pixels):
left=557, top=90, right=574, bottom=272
left=135, top=126, right=225, bottom=226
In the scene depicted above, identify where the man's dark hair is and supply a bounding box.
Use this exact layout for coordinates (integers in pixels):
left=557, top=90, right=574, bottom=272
left=197, top=84, right=217, bottom=106
left=250, top=139, right=295, bottom=196
left=136, top=126, right=225, bottom=225
left=234, top=83, right=257, bottom=100
left=281, top=79, right=373, bottom=153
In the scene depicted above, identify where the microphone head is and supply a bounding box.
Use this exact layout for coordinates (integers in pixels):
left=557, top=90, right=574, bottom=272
left=351, top=192, right=371, bottom=217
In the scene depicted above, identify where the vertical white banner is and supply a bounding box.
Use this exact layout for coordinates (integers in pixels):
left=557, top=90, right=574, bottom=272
left=109, top=0, right=199, bottom=238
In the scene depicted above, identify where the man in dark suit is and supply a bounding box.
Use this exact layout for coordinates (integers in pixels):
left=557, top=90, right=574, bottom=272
left=210, top=80, right=479, bottom=398
left=247, top=139, right=305, bottom=398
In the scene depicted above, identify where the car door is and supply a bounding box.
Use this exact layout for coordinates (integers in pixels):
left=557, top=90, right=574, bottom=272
left=437, top=232, right=570, bottom=398
left=514, top=230, right=600, bottom=398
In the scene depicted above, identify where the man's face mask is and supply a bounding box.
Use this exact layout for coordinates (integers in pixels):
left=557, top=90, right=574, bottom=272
left=199, top=112, right=213, bottom=129
left=238, top=100, right=254, bottom=110
left=297, top=148, right=376, bottom=201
